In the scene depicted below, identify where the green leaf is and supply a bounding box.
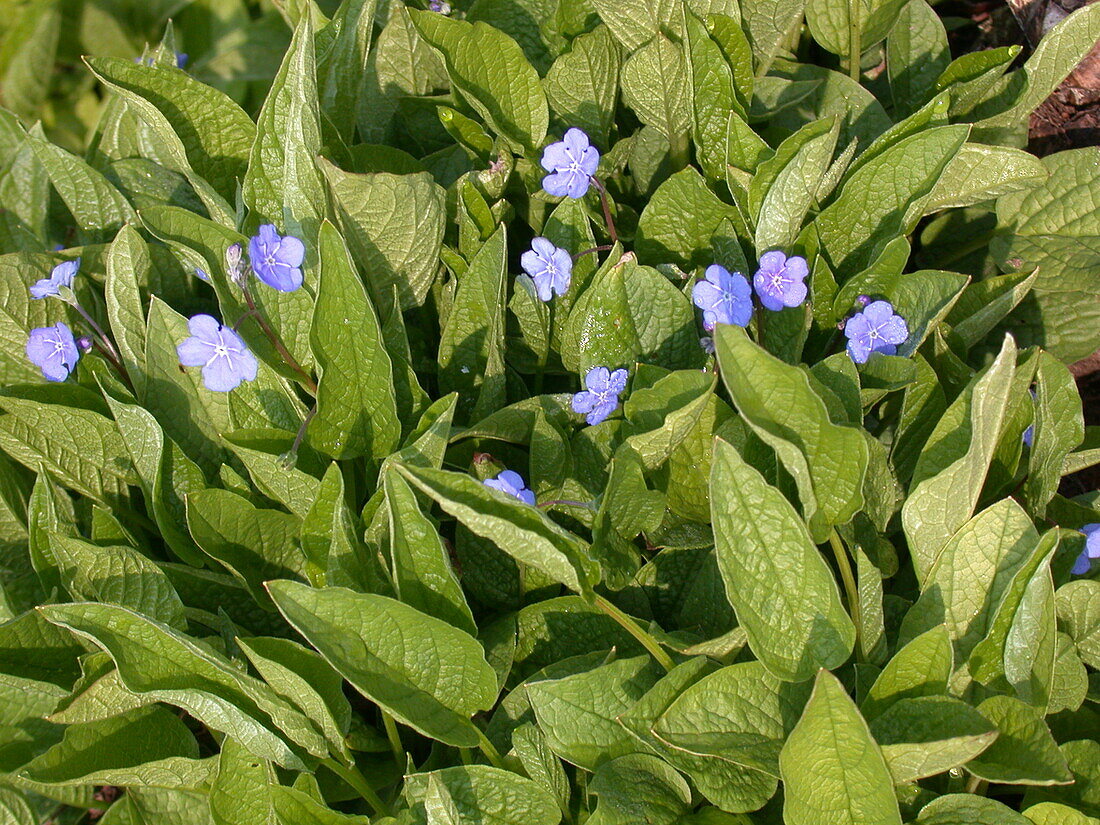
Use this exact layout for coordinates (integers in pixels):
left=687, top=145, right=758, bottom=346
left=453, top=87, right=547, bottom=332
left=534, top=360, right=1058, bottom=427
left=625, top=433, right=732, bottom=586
left=0, top=787, right=35, bottom=825
left=901, top=335, right=1017, bottom=583
left=779, top=669, right=902, bottom=825
left=0, top=395, right=135, bottom=508
left=740, top=0, right=810, bottom=74
left=969, top=528, right=1059, bottom=688
left=266, top=580, right=498, bottom=748
left=26, top=131, right=136, bottom=239
left=526, top=653, right=663, bottom=770
left=222, top=430, right=320, bottom=519
left=563, top=252, right=702, bottom=375
left=965, top=696, right=1072, bottom=785
left=886, top=0, right=950, bottom=117
left=715, top=324, right=868, bottom=541
left=404, top=765, right=561, bottom=825
left=104, top=225, right=149, bottom=398
left=751, top=117, right=839, bottom=251
left=868, top=696, right=998, bottom=783
left=1056, top=580, right=1100, bottom=669
left=209, top=737, right=276, bottom=825
left=619, top=658, right=777, bottom=812
left=1022, top=802, right=1098, bottom=825
left=543, top=26, right=619, bottom=146
left=710, top=438, right=855, bottom=681
left=396, top=463, right=599, bottom=595
left=588, top=753, right=692, bottom=825
left=237, top=636, right=352, bottom=765
left=637, top=168, right=743, bottom=271
left=48, top=533, right=185, bottom=630
left=621, top=35, right=691, bottom=141
left=242, top=12, right=325, bottom=242
left=17, top=705, right=198, bottom=787
left=383, top=469, right=476, bottom=636
left=83, top=57, right=254, bottom=204
left=272, top=785, right=370, bottom=825
left=437, top=225, right=508, bottom=421
left=924, top=145, right=1047, bottom=212
left=861, top=625, right=952, bottom=721
left=301, top=464, right=380, bottom=592
left=587, top=0, right=678, bottom=50
left=310, top=220, right=400, bottom=460
left=410, top=11, right=549, bottom=154
left=186, top=488, right=307, bottom=606
left=624, top=370, right=717, bottom=471
left=914, top=794, right=1032, bottom=825
left=318, top=0, right=376, bottom=143
left=512, top=723, right=570, bottom=818
left=813, top=125, right=968, bottom=279
left=0, top=0, right=60, bottom=120
left=947, top=268, right=1038, bottom=351
left=901, top=499, right=1045, bottom=687
left=39, top=602, right=305, bottom=769
left=973, top=4, right=1100, bottom=142
left=319, top=158, right=446, bottom=313
left=992, top=147, right=1100, bottom=362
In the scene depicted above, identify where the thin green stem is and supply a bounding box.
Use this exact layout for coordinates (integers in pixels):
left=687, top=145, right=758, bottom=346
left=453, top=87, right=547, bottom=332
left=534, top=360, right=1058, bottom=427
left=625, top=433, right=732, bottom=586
left=475, top=727, right=506, bottom=769
left=593, top=594, right=674, bottom=672
left=380, top=710, right=404, bottom=768
left=847, top=0, right=862, bottom=82
left=828, top=530, right=861, bottom=658
left=321, top=758, right=390, bottom=817
left=964, top=774, right=988, bottom=796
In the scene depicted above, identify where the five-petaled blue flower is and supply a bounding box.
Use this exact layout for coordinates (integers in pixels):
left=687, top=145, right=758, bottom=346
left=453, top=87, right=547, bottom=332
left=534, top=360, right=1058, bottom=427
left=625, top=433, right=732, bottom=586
left=249, top=225, right=306, bottom=292
left=753, top=251, right=809, bottom=311
left=30, top=258, right=80, bottom=300
left=692, top=265, right=753, bottom=331
left=520, top=237, right=572, bottom=301
left=26, top=322, right=80, bottom=382
left=484, top=470, right=536, bottom=505
left=176, top=314, right=258, bottom=392
left=1073, top=524, right=1100, bottom=575
left=845, top=300, right=908, bottom=364
left=572, top=366, right=628, bottom=426
left=540, top=128, right=600, bottom=199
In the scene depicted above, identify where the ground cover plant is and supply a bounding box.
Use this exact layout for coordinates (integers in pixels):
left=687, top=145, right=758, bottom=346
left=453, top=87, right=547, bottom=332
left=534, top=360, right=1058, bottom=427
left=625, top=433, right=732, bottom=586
left=1, top=0, right=1100, bottom=822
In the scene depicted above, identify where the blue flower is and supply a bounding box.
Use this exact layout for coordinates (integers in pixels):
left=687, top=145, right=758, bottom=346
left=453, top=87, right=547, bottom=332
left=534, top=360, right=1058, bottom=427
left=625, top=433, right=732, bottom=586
left=520, top=237, right=572, bottom=301
left=428, top=0, right=452, bottom=11
left=484, top=470, right=535, bottom=505
left=249, top=225, right=305, bottom=292
left=26, top=322, right=80, bottom=382
left=176, top=314, right=258, bottom=392
left=753, top=250, right=809, bottom=311
left=692, top=265, right=753, bottom=331
left=845, top=300, right=908, bottom=364
left=175, top=52, right=188, bottom=68
left=194, top=268, right=211, bottom=283
left=1023, top=388, right=1037, bottom=447
left=540, top=128, right=600, bottom=199
left=30, top=258, right=80, bottom=299
left=572, top=366, right=628, bottom=426
left=1072, top=524, right=1100, bottom=575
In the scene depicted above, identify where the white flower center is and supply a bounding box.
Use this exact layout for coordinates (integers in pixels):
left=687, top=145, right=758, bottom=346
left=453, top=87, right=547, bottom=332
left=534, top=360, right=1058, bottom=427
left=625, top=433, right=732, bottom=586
left=214, top=344, right=229, bottom=357
left=567, top=160, right=582, bottom=174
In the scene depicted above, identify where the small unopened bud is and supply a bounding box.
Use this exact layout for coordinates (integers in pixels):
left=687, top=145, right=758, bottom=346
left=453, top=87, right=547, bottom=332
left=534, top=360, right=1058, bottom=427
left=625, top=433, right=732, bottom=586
left=76, top=335, right=93, bottom=353
left=856, top=294, right=871, bottom=307
left=837, top=319, right=847, bottom=330
left=700, top=336, right=715, bottom=355
left=226, top=243, right=248, bottom=288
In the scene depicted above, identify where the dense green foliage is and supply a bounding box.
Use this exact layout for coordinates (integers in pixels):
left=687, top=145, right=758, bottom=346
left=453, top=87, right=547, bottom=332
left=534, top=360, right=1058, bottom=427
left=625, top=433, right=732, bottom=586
left=1, top=0, right=1099, bottom=823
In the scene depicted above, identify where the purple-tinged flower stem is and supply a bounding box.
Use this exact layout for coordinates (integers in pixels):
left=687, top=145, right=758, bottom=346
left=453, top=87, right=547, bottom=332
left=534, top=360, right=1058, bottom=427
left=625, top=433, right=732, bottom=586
left=571, top=244, right=614, bottom=262
left=239, top=285, right=317, bottom=394
left=67, top=300, right=133, bottom=392
left=588, top=177, right=619, bottom=245
left=279, top=404, right=317, bottom=469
